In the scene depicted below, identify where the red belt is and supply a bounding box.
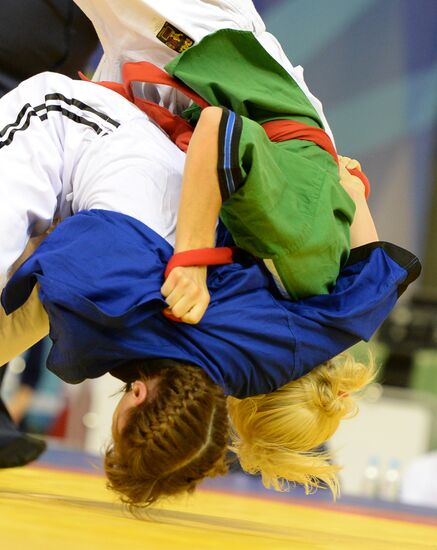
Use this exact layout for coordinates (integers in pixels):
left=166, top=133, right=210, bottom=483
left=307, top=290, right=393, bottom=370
left=263, top=119, right=370, bottom=199
left=81, top=61, right=370, bottom=198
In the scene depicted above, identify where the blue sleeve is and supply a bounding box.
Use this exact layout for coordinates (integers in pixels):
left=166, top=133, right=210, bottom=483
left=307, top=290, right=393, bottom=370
left=282, top=241, right=421, bottom=379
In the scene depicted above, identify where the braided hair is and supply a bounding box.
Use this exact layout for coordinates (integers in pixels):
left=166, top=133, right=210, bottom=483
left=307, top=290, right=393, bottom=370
left=105, top=360, right=229, bottom=508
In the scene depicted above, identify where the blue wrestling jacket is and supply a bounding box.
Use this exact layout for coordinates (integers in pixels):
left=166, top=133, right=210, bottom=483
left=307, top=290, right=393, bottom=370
left=1, top=210, right=421, bottom=398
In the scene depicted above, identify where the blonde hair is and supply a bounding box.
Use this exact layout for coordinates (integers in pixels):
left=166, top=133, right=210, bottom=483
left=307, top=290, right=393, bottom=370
left=227, top=353, right=377, bottom=497
left=105, top=361, right=230, bottom=509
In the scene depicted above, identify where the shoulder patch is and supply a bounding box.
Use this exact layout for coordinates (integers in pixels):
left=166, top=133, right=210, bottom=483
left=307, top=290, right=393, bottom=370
left=156, top=22, right=194, bottom=53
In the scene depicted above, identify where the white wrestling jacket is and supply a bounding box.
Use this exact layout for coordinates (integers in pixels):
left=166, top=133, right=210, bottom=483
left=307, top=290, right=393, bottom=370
left=73, top=0, right=335, bottom=141
left=0, top=72, right=186, bottom=363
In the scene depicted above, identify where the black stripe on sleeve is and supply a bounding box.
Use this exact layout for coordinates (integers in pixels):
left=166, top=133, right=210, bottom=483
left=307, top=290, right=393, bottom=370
left=217, top=108, right=244, bottom=203
left=0, top=93, right=120, bottom=149
left=42, top=105, right=106, bottom=134
left=0, top=108, right=39, bottom=149
left=217, top=107, right=232, bottom=201
left=230, top=112, right=243, bottom=191
left=346, top=241, right=422, bottom=297
left=44, top=93, right=120, bottom=128
left=0, top=103, right=33, bottom=139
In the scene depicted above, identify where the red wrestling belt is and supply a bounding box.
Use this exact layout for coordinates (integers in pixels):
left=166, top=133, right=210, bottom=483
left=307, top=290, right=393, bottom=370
left=79, top=63, right=207, bottom=151
left=262, top=119, right=339, bottom=161
left=163, top=247, right=238, bottom=322
left=80, top=62, right=370, bottom=197
left=262, top=119, right=371, bottom=199
left=164, top=247, right=238, bottom=279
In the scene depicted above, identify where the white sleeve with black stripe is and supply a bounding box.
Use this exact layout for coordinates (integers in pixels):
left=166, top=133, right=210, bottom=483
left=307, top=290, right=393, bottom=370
left=0, top=71, right=132, bottom=284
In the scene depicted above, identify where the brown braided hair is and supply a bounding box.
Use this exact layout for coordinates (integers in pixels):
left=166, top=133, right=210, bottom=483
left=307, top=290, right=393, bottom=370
left=105, top=360, right=229, bottom=509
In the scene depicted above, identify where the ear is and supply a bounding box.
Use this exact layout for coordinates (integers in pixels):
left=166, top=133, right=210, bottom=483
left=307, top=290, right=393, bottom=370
left=131, top=380, right=148, bottom=405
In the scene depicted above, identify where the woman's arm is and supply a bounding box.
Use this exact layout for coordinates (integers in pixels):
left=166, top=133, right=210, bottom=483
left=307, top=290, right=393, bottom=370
left=0, top=286, right=49, bottom=365
left=0, top=235, right=51, bottom=365
left=162, top=140, right=379, bottom=324
left=338, top=156, right=379, bottom=248
left=161, top=107, right=224, bottom=324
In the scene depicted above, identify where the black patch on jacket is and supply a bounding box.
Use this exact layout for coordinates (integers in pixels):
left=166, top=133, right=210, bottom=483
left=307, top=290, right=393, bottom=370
left=156, top=22, right=194, bottom=53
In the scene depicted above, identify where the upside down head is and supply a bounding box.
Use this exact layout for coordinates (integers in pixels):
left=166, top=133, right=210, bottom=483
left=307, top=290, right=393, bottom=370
left=107, top=354, right=376, bottom=509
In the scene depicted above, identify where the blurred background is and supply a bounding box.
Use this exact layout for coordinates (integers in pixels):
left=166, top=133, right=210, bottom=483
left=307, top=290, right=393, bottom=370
left=256, top=0, right=437, bottom=508
left=2, top=0, right=437, bottom=511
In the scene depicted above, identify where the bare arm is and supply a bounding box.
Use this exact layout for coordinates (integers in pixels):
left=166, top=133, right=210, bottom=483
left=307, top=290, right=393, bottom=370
left=0, top=235, right=50, bottom=365
left=161, top=107, right=224, bottom=324
left=338, top=156, right=379, bottom=248
left=0, top=286, right=49, bottom=365
left=161, top=130, right=378, bottom=324
left=174, top=107, right=223, bottom=252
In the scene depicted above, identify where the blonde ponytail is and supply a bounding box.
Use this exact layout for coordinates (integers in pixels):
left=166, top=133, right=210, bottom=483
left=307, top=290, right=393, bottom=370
left=227, top=353, right=377, bottom=497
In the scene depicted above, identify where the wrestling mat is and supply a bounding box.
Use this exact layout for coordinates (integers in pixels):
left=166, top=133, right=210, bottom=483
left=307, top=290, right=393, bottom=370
left=0, top=449, right=436, bottom=550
